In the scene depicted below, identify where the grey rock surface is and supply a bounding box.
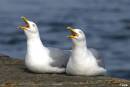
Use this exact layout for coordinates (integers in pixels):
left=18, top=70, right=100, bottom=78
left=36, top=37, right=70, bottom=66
left=0, top=55, right=129, bottom=87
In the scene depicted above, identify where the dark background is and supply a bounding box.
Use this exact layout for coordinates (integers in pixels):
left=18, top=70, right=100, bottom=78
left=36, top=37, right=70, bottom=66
left=0, top=0, right=130, bottom=79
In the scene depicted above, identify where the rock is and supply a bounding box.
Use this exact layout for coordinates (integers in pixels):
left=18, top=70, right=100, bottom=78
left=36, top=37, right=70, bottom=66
left=0, top=55, right=130, bottom=87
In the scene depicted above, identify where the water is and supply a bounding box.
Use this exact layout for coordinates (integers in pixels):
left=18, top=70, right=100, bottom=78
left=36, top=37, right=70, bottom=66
left=0, top=0, right=130, bottom=79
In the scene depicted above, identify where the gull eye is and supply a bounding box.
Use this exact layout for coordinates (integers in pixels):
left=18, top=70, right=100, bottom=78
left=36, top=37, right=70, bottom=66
left=79, top=31, right=83, bottom=34
left=32, top=24, right=35, bottom=27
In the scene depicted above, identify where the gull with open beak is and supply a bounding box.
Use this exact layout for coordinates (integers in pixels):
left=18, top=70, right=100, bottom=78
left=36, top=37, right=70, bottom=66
left=19, top=16, right=70, bottom=73
left=66, top=27, right=107, bottom=76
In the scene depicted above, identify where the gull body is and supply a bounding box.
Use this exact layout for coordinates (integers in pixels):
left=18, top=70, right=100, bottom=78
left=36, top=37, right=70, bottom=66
left=66, top=28, right=106, bottom=76
left=19, top=17, right=70, bottom=73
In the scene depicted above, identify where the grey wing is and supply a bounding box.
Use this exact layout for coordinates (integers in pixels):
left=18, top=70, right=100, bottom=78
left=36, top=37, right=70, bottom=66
left=48, top=47, right=71, bottom=68
left=89, top=48, right=105, bottom=68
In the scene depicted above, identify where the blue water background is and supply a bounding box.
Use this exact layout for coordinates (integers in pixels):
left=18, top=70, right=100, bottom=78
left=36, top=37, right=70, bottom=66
left=0, top=0, right=130, bottom=79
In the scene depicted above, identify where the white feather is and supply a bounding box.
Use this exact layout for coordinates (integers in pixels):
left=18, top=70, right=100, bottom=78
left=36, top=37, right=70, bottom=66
left=23, top=20, right=70, bottom=73
left=66, top=29, right=107, bottom=76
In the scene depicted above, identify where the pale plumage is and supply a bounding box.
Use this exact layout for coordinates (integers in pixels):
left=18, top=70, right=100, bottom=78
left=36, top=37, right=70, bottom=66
left=66, top=27, right=107, bottom=76
left=19, top=17, right=70, bottom=73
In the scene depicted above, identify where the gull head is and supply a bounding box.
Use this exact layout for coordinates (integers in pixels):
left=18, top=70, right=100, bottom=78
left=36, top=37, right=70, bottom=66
left=19, top=16, right=39, bottom=39
left=67, top=27, right=86, bottom=46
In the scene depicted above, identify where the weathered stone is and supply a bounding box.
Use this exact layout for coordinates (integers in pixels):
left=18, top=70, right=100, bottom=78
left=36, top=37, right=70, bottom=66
left=0, top=55, right=129, bottom=87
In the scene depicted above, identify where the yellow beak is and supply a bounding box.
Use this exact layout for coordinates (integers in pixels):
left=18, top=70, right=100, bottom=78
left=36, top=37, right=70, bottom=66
left=19, top=16, right=30, bottom=30
left=67, top=27, right=78, bottom=39
left=19, top=26, right=27, bottom=30
left=21, top=16, right=29, bottom=23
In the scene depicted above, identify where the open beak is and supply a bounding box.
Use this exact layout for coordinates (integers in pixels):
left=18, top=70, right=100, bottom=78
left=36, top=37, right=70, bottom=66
left=67, top=27, right=79, bottom=39
left=19, top=16, right=30, bottom=30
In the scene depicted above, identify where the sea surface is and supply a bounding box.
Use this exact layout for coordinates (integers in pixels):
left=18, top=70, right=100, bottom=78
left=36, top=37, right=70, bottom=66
left=0, top=0, right=130, bottom=79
